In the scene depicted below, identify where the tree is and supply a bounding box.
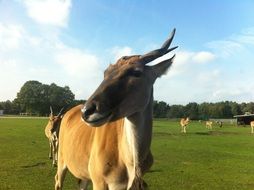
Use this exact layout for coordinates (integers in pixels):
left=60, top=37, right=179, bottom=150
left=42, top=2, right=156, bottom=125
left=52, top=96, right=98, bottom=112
left=0, top=100, right=20, bottom=114
left=199, top=102, right=210, bottom=120
left=167, top=105, right=184, bottom=118
left=16, top=80, right=75, bottom=115
left=218, top=101, right=232, bottom=118
left=153, top=101, right=169, bottom=118
left=184, top=102, right=199, bottom=119
left=16, top=81, right=45, bottom=114
left=0, top=100, right=11, bottom=114
left=243, top=102, right=254, bottom=114
left=231, top=102, right=242, bottom=116
left=47, top=83, right=75, bottom=113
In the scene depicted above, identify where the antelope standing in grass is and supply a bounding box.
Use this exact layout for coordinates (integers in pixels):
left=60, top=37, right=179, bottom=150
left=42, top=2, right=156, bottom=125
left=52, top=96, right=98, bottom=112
left=216, top=121, right=223, bottom=128
left=205, top=121, right=213, bottom=130
left=45, top=107, right=64, bottom=166
left=250, top=121, right=254, bottom=134
left=180, top=117, right=189, bottom=133
left=55, top=29, right=177, bottom=190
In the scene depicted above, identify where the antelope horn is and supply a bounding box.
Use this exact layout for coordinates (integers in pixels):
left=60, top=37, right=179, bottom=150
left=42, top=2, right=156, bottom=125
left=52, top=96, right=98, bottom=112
left=57, top=107, right=64, bottom=117
left=140, top=28, right=178, bottom=64
left=50, top=106, right=53, bottom=115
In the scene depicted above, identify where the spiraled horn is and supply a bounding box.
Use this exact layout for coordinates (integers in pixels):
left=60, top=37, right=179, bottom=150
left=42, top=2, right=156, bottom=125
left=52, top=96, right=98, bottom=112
left=57, top=107, right=64, bottom=117
left=50, top=106, right=53, bottom=115
left=140, top=28, right=178, bottom=64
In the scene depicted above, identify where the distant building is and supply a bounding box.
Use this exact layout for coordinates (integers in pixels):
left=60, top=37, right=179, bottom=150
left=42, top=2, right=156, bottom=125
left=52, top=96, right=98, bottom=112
left=233, top=112, right=254, bottom=126
left=0, top=110, right=3, bottom=115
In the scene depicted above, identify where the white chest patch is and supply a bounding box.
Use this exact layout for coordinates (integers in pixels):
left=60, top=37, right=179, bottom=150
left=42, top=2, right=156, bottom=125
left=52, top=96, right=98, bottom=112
left=124, top=117, right=138, bottom=189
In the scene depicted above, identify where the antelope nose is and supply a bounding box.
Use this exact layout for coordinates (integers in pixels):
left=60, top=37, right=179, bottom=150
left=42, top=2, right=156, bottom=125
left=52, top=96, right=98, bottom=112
left=81, top=102, right=96, bottom=120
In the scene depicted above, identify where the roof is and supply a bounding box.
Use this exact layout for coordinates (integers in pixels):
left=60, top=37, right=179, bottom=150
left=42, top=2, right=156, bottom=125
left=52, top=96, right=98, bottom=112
left=233, top=113, right=254, bottom=118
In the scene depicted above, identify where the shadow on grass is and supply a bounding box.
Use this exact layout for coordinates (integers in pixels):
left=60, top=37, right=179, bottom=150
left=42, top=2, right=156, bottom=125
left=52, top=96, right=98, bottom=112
left=195, top=131, right=239, bottom=136
left=195, top=132, right=210, bottom=135
left=153, top=132, right=176, bottom=137
left=154, top=131, right=241, bottom=137
left=21, top=162, right=46, bottom=168
left=147, top=169, right=162, bottom=173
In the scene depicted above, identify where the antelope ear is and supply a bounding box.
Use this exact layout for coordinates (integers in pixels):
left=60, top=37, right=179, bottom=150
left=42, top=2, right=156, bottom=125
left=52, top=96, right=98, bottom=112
left=151, top=55, right=175, bottom=78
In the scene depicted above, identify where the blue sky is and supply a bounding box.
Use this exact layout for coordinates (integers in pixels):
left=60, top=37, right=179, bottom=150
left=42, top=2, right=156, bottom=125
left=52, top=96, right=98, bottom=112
left=1, top=0, right=254, bottom=104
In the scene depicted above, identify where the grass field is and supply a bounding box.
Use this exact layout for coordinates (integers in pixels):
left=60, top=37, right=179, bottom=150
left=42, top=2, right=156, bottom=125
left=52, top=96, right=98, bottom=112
left=1, top=118, right=254, bottom=190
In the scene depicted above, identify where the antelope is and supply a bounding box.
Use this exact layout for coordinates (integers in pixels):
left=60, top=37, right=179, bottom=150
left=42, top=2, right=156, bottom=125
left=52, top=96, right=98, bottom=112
left=215, top=120, right=223, bottom=128
left=45, top=107, right=64, bottom=166
left=205, top=121, right=213, bottom=130
left=180, top=117, right=189, bottom=133
left=55, top=28, right=177, bottom=190
left=250, top=121, right=254, bottom=134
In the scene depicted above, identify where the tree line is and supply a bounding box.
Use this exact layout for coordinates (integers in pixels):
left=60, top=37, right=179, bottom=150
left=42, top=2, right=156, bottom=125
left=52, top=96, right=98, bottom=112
left=153, top=101, right=254, bottom=119
left=1, top=80, right=254, bottom=118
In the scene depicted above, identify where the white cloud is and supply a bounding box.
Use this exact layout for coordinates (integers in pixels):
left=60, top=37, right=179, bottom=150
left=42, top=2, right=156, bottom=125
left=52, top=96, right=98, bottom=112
left=152, top=50, right=217, bottom=104
left=0, top=23, right=24, bottom=51
left=111, top=46, right=134, bottom=61
left=197, top=69, right=221, bottom=83
left=55, top=46, right=101, bottom=79
left=207, top=40, right=243, bottom=58
left=165, top=51, right=192, bottom=77
left=153, top=50, right=216, bottom=78
left=235, top=35, right=254, bottom=45
left=192, top=51, right=216, bottom=64
left=0, top=20, right=103, bottom=101
left=0, top=58, right=25, bottom=101
left=211, top=86, right=254, bottom=103
left=235, top=27, right=254, bottom=45
left=27, top=36, right=42, bottom=47
left=206, top=27, right=254, bottom=58
left=54, top=44, right=104, bottom=99
left=22, top=0, right=72, bottom=27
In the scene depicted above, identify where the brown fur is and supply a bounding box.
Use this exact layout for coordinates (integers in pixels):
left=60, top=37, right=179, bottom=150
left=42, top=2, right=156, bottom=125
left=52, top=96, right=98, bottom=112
left=180, top=117, right=189, bottom=133
left=205, top=121, right=213, bottom=129
left=250, top=121, right=254, bottom=133
left=56, top=106, right=153, bottom=190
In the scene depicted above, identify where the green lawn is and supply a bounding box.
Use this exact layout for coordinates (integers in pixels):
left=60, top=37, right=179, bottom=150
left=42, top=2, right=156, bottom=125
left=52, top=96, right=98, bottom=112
left=1, top=118, right=254, bottom=190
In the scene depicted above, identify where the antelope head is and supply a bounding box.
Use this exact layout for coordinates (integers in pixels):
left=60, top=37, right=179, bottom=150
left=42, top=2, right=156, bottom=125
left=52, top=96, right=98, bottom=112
left=48, top=107, right=64, bottom=131
left=81, top=29, right=177, bottom=126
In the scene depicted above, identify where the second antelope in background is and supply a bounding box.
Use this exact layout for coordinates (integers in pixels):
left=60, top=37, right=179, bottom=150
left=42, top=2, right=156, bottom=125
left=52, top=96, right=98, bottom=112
left=45, top=107, right=64, bottom=166
left=206, top=121, right=213, bottom=130
left=180, top=117, right=190, bottom=133
left=250, top=121, right=254, bottom=134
